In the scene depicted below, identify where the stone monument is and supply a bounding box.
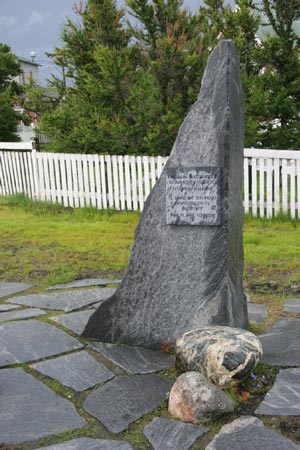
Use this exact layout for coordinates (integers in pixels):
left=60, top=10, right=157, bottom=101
left=82, top=40, right=248, bottom=349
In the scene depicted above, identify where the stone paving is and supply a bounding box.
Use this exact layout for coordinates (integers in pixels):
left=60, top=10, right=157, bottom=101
left=1, top=281, right=300, bottom=449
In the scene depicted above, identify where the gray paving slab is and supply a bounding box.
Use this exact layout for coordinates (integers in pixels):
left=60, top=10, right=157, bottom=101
left=35, top=438, right=133, bottom=450
left=0, top=368, right=86, bottom=445
left=256, top=367, right=300, bottom=416
left=259, top=318, right=300, bottom=366
left=51, top=310, right=94, bottom=335
left=89, top=341, right=174, bottom=374
left=0, top=304, right=19, bottom=311
left=47, top=278, right=121, bottom=290
left=89, top=301, right=105, bottom=309
left=31, top=351, right=115, bottom=391
left=205, top=416, right=300, bottom=450
left=0, top=281, right=32, bottom=298
left=83, top=374, right=174, bottom=434
left=0, top=320, right=83, bottom=367
left=284, top=298, right=300, bottom=313
left=8, top=288, right=116, bottom=311
left=143, top=417, right=208, bottom=450
left=248, top=303, right=267, bottom=324
left=0, top=308, right=46, bottom=322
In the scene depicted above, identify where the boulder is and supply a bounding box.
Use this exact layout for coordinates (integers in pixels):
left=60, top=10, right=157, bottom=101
left=176, top=326, right=263, bottom=387
left=82, top=39, right=248, bottom=349
left=168, top=372, right=235, bottom=423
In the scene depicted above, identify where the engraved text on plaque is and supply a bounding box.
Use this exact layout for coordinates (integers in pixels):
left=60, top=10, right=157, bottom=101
left=166, top=167, right=221, bottom=225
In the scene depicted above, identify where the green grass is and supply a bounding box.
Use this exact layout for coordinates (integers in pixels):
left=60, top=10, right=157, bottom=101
left=244, top=215, right=300, bottom=286
left=0, top=195, right=139, bottom=287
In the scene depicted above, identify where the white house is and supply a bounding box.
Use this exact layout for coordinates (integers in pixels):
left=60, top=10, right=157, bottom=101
left=15, top=56, right=40, bottom=85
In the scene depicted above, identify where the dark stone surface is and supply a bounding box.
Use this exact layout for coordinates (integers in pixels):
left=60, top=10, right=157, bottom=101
left=0, top=308, right=46, bottom=322
left=205, top=416, right=300, bottom=450
left=36, top=438, right=133, bottom=450
left=284, top=298, right=300, bottom=313
left=259, top=318, right=300, bottom=366
left=0, top=281, right=32, bottom=299
left=31, top=350, right=114, bottom=391
left=9, top=288, right=116, bottom=311
left=51, top=310, right=94, bottom=335
left=89, top=341, right=173, bottom=374
left=83, top=374, right=173, bottom=433
left=256, top=368, right=300, bottom=416
left=83, top=40, right=247, bottom=349
left=47, top=278, right=121, bottom=290
left=0, top=304, right=19, bottom=311
left=0, top=320, right=83, bottom=367
left=0, top=368, right=85, bottom=445
left=143, top=417, right=208, bottom=450
left=248, top=303, right=267, bottom=324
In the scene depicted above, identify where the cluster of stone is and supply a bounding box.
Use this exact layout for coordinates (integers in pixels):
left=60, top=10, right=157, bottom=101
left=168, top=326, right=263, bottom=423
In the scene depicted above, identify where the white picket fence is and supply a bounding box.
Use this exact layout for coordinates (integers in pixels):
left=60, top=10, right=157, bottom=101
left=244, top=148, right=300, bottom=219
left=0, top=148, right=167, bottom=211
left=1, top=145, right=300, bottom=218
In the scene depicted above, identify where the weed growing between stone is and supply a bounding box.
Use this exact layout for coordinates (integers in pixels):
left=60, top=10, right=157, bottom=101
left=223, top=363, right=279, bottom=415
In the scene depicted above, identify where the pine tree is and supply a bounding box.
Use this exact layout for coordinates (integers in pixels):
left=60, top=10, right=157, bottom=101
left=0, top=44, right=21, bottom=141
left=247, top=0, right=300, bottom=148
left=42, top=0, right=208, bottom=155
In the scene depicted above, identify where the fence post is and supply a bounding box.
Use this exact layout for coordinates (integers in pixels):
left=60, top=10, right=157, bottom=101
left=31, top=144, right=40, bottom=200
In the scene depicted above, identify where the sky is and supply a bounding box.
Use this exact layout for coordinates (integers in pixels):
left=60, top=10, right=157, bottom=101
left=0, top=0, right=79, bottom=83
left=0, top=0, right=234, bottom=84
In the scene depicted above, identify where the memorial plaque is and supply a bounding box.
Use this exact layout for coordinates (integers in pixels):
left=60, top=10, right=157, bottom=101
left=166, top=167, right=221, bottom=225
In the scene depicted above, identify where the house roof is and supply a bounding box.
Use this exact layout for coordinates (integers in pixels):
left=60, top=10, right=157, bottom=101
left=18, top=56, right=40, bottom=67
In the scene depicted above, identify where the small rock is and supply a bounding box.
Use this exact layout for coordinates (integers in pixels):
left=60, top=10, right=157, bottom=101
left=284, top=299, right=300, bottom=314
left=168, top=372, right=234, bottom=423
left=175, top=326, right=263, bottom=387
left=248, top=303, right=267, bottom=324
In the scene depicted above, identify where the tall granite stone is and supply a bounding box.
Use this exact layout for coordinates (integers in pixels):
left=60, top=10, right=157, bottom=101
left=82, top=40, right=247, bottom=349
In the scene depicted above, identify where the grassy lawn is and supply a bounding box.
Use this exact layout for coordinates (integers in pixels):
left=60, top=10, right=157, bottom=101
left=0, top=195, right=139, bottom=288
left=1, top=194, right=300, bottom=329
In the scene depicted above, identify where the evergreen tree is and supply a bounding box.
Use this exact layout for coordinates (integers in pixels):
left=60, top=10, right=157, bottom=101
left=198, top=0, right=300, bottom=150
left=246, top=0, right=300, bottom=148
left=41, top=0, right=212, bottom=155
left=0, top=44, right=21, bottom=141
left=127, top=0, right=212, bottom=151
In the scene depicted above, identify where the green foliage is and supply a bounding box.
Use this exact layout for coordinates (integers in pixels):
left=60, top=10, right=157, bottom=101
left=246, top=0, right=300, bottom=148
left=40, top=0, right=213, bottom=155
left=21, top=78, right=57, bottom=117
left=0, top=43, right=21, bottom=141
left=0, top=43, right=20, bottom=89
left=0, top=91, right=19, bottom=141
left=37, top=0, right=300, bottom=153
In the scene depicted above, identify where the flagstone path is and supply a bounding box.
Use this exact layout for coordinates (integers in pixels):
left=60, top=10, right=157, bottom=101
left=0, top=281, right=300, bottom=449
